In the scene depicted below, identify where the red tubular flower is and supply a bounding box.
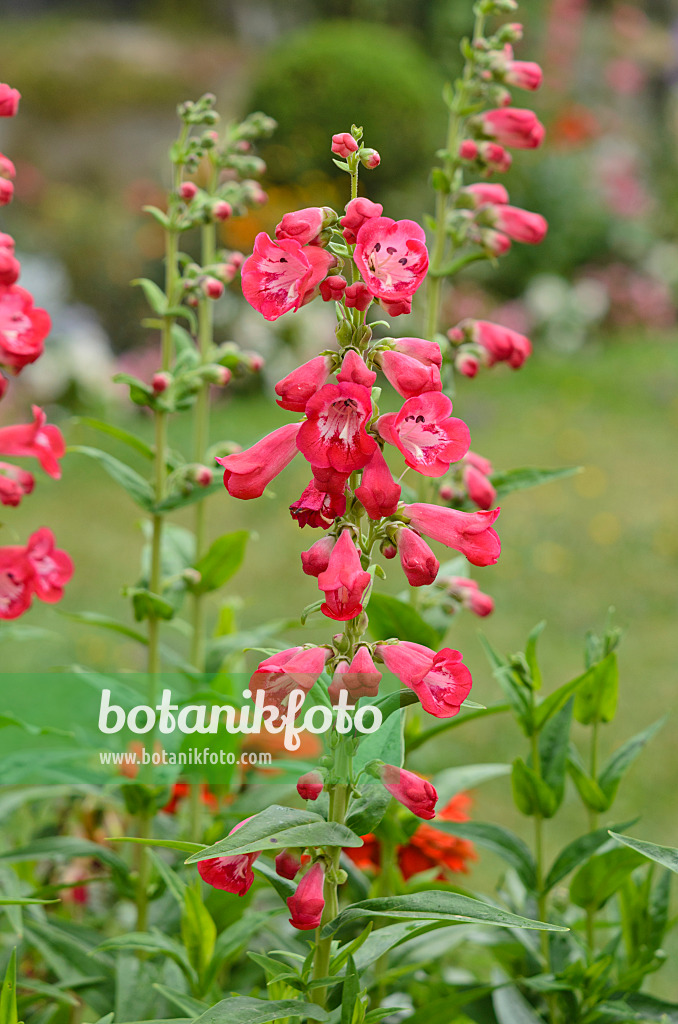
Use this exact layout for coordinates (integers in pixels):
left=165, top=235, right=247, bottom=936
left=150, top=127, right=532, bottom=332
left=275, top=850, right=302, bottom=879
left=241, top=233, right=335, bottom=321
left=354, top=217, right=429, bottom=310
left=0, top=461, right=34, bottom=507
left=505, top=60, right=543, bottom=90
left=0, top=249, right=20, bottom=287
left=376, top=350, right=441, bottom=400
left=376, top=641, right=473, bottom=718
left=0, top=179, right=13, bottom=206
left=0, top=156, right=15, bottom=180
left=297, top=770, right=324, bottom=800
left=446, top=576, right=495, bottom=617
left=402, top=503, right=501, bottom=566
left=460, top=140, right=513, bottom=173
left=198, top=818, right=260, bottom=897
left=216, top=422, right=300, bottom=499
left=336, top=349, right=377, bottom=388
left=275, top=207, right=326, bottom=246
left=379, top=764, right=438, bottom=820
left=23, top=528, right=73, bottom=602
left=317, top=528, right=371, bottom=622
left=464, top=183, right=509, bottom=206
left=339, top=197, right=384, bottom=244
left=479, top=107, right=545, bottom=149
left=396, top=528, right=439, bottom=587
left=331, top=133, right=358, bottom=158
left=393, top=337, right=442, bottom=366
left=490, top=205, right=548, bottom=244
left=378, top=393, right=470, bottom=478
left=469, top=320, right=533, bottom=368
left=328, top=646, right=382, bottom=704
left=250, top=646, right=328, bottom=713
left=0, top=546, right=34, bottom=619
left=320, top=275, right=347, bottom=302
left=464, top=462, right=497, bottom=510
left=275, top=355, right=333, bottom=412
left=344, top=282, right=373, bottom=311
left=0, top=85, right=21, bottom=117
left=297, top=382, right=377, bottom=475
left=354, top=446, right=401, bottom=520
left=0, top=406, right=65, bottom=478
left=289, top=479, right=346, bottom=528
left=287, top=862, right=325, bottom=931
left=398, top=794, right=478, bottom=878
left=301, top=535, right=336, bottom=577
left=0, top=286, right=52, bottom=373
left=311, top=465, right=349, bottom=495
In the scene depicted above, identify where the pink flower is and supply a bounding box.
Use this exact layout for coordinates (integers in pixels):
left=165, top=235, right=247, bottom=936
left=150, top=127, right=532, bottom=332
left=446, top=576, right=494, bottom=617
left=355, top=446, right=401, bottom=520
left=0, top=85, right=21, bottom=117
left=396, top=528, right=439, bottom=587
left=198, top=818, right=260, bottom=897
left=0, top=286, right=52, bottom=373
left=378, top=393, right=470, bottom=478
left=0, top=462, right=34, bottom=507
left=328, top=646, right=382, bottom=704
left=470, top=320, right=532, bottom=369
left=301, top=535, right=336, bottom=577
left=331, top=132, right=359, bottom=158
left=275, top=207, right=327, bottom=246
left=0, top=156, right=16, bottom=180
left=0, top=406, right=65, bottom=478
left=376, top=350, right=441, bottom=400
left=275, top=850, right=302, bottom=880
left=250, top=646, right=328, bottom=712
left=317, top=528, right=371, bottom=622
left=478, top=107, right=545, bottom=149
left=275, top=355, right=332, bottom=412
left=287, top=862, right=325, bottom=930
left=0, top=180, right=14, bottom=206
left=360, top=148, right=381, bottom=169
left=402, top=503, right=501, bottom=566
left=354, top=217, right=429, bottom=308
left=297, top=770, right=324, bottom=801
left=464, top=183, right=509, bottom=206
left=337, top=349, right=377, bottom=388
left=0, top=233, right=15, bottom=252
left=24, top=528, right=73, bottom=603
left=392, top=337, right=442, bottom=368
left=460, top=140, right=512, bottom=173
left=289, top=479, right=346, bottom=529
left=213, top=200, right=232, bottom=221
left=478, top=229, right=511, bottom=256
left=179, top=181, right=197, bottom=201
left=241, top=233, right=335, bottom=321
left=505, top=61, right=543, bottom=90
left=379, top=765, right=438, bottom=820
left=489, top=205, right=548, bottom=245
left=320, top=275, right=347, bottom=302
left=0, top=546, right=34, bottom=620
left=0, top=248, right=21, bottom=287
left=311, top=465, right=349, bottom=495
left=376, top=641, right=473, bottom=718
left=455, top=351, right=480, bottom=378
left=464, top=462, right=497, bottom=510
left=344, top=282, right=372, bottom=311
left=297, top=382, right=377, bottom=475
left=217, top=423, right=300, bottom=499
left=340, top=197, right=384, bottom=244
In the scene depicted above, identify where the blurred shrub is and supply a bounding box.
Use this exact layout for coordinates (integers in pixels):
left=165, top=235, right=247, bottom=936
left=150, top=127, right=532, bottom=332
left=246, top=20, right=446, bottom=197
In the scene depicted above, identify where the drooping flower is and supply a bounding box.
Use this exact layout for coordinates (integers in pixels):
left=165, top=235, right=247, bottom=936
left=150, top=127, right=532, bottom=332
left=0, top=545, right=34, bottom=620
left=343, top=282, right=373, bottom=311
left=354, top=446, right=401, bottom=520
left=275, top=207, right=333, bottom=247
left=275, top=355, right=333, bottom=412
left=297, top=770, right=324, bottom=800
left=250, top=646, right=328, bottom=713
left=301, top=535, right=336, bottom=578
left=488, top=204, right=548, bottom=244
left=354, top=217, right=429, bottom=313
left=296, top=382, right=377, bottom=475
left=378, top=394, right=470, bottom=477
left=336, top=349, right=377, bottom=388
left=24, top=528, right=73, bottom=603
left=402, top=503, right=501, bottom=566
left=339, top=197, right=384, bottom=244
left=289, top=479, right=346, bottom=529
left=217, top=422, right=300, bottom=499
left=477, top=107, right=545, bottom=149
left=0, top=406, right=65, bottom=478
left=241, top=233, right=335, bottom=321
left=275, top=850, right=302, bottom=880
left=376, top=641, right=473, bottom=718
left=376, top=350, right=441, bottom=400
left=505, top=60, right=543, bottom=91
left=317, top=528, right=371, bottom=622
left=287, top=862, right=325, bottom=930
left=197, top=818, right=260, bottom=897
left=396, top=528, right=439, bottom=587
left=0, top=286, right=52, bottom=373
left=463, top=183, right=509, bottom=206
left=461, top=320, right=532, bottom=369
left=320, top=275, right=347, bottom=302
left=0, top=461, right=34, bottom=507
left=328, top=646, right=382, bottom=704
left=379, top=764, right=437, bottom=820
left=0, top=84, right=21, bottom=118
left=463, top=461, right=497, bottom=510
left=443, top=576, right=495, bottom=617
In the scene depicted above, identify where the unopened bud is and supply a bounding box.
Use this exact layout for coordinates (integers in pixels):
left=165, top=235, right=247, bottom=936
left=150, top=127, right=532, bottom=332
left=152, top=372, right=172, bottom=394
left=246, top=352, right=264, bottom=372
left=183, top=568, right=202, bottom=586
left=0, top=179, right=14, bottom=206
left=455, top=350, right=480, bottom=378
left=195, top=465, right=213, bottom=487
left=203, top=277, right=224, bottom=299
left=0, top=155, right=15, bottom=180
left=179, top=181, right=198, bottom=201
left=229, top=252, right=244, bottom=271
left=216, top=366, right=232, bottom=386
left=360, top=148, right=381, bottom=169
left=212, top=200, right=232, bottom=221
left=438, top=483, right=456, bottom=501
left=381, top=541, right=397, bottom=560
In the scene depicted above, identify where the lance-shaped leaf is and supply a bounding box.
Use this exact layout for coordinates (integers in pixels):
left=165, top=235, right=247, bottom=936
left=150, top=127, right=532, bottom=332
left=567, top=746, right=610, bottom=813
left=434, top=821, right=537, bottom=891
left=544, top=820, right=637, bottom=892
left=570, top=847, right=646, bottom=911
left=489, top=465, right=580, bottom=502
left=538, top=699, right=573, bottom=813
left=610, top=832, right=678, bottom=875
left=597, top=717, right=665, bottom=804
left=191, top=997, right=329, bottom=1023
left=479, top=635, right=532, bottom=733
left=190, top=531, right=249, bottom=595
left=0, top=949, right=17, bottom=1024
left=533, top=667, right=597, bottom=732
left=574, top=650, right=619, bottom=725
left=0, top=836, right=128, bottom=875
left=321, top=891, right=568, bottom=938
left=367, top=593, right=441, bottom=648
left=69, top=446, right=154, bottom=510
left=511, top=758, right=558, bottom=819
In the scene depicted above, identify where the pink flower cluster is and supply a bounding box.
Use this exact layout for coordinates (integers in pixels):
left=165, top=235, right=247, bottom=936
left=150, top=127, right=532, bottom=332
left=0, top=82, right=72, bottom=617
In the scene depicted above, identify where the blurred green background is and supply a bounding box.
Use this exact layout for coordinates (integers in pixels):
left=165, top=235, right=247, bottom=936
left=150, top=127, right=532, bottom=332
left=1, top=0, right=677, bottom=978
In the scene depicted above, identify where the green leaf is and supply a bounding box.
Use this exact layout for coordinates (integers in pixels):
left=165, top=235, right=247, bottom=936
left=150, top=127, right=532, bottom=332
left=0, top=836, right=128, bottom=875
left=184, top=805, right=363, bottom=863
left=434, top=821, right=536, bottom=891
left=567, top=748, right=610, bottom=812
left=538, top=699, right=573, bottom=812
left=148, top=851, right=186, bottom=907
left=570, top=847, right=646, bottom=911
left=511, top=758, right=557, bottom=818
left=544, top=820, right=636, bottom=892
left=573, top=651, right=619, bottom=725
left=407, top=702, right=510, bottom=752
left=59, top=610, right=147, bottom=645
left=127, top=587, right=176, bottom=623
left=191, top=531, right=249, bottom=595
left=77, top=417, right=155, bottom=461
left=0, top=949, right=17, bottom=1024
left=490, top=466, right=580, bottom=502
left=142, top=205, right=171, bottom=229
left=525, top=621, right=545, bottom=690
left=251, top=860, right=295, bottom=901
left=478, top=636, right=532, bottom=733
left=181, top=884, right=216, bottom=978
left=597, top=717, right=665, bottom=803
left=69, top=446, right=154, bottom=510
left=133, top=277, right=168, bottom=315
left=533, top=669, right=594, bottom=732
left=341, top=955, right=360, bottom=1024
left=95, top=931, right=194, bottom=981
left=0, top=897, right=59, bottom=906
left=205, top=911, right=281, bottom=990
left=492, top=978, right=542, bottom=1024
left=346, top=785, right=391, bottom=837
left=610, top=832, right=678, bottom=875
left=367, top=593, right=440, bottom=648
left=321, top=891, right=568, bottom=938
left=432, top=763, right=511, bottom=806
left=152, top=986, right=208, bottom=1018
left=372, top=688, right=419, bottom=721
left=247, top=952, right=295, bottom=984
left=109, top=836, right=205, bottom=855
left=191, top=997, right=329, bottom=1024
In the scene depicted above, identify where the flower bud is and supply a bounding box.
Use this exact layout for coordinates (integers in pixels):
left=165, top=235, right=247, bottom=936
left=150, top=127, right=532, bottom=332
left=179, top=181, right=198, bottom=201
left=0, top=179, right=14, bottom=206
left=203, top=277, right=225, bottom=299
left=0, top=232, right=15, bottom=252
left=344, top=282, right=372, bottom=311
left=360, top=148, right=381, bottom=169
left=275, top=850, right=301, bottom=880
left=245, top=352, right=264, bottom=372
left=380, top=540, right=397, bottom=560
left=0, top=84, right=21, bottom=118
left=0, top=248, right=20, bottom=286
left=438, top=483, right=456, bottom=501
left=331, top=132, right=359, bottom=158
left=152, top=372, right=172, bottom=394
left=191, top=465, right=214, bottom=487
left=455, top=350, right=480, bottom=378
left=0, top=155, right=15, bottom=179
left=212, top=200, right=232, bottom=221
left=215, top=366, right=232, bottom=386
left=320, top=275, right=347, bottom=302
left=297, top=770, right=323, bottom=801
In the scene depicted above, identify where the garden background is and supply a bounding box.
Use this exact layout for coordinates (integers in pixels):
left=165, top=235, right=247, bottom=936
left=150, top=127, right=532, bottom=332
left=1, top=0, right=677, bottom=999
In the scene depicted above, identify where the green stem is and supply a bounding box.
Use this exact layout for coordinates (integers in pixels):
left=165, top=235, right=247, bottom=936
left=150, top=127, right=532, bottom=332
left=311, top=762, right=349, bottom=1008
left=134, top=810, right=152, bottom=932
left=531, top=730, right=558, bottom=1024
left=585, top=718, right=600, bottom=957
